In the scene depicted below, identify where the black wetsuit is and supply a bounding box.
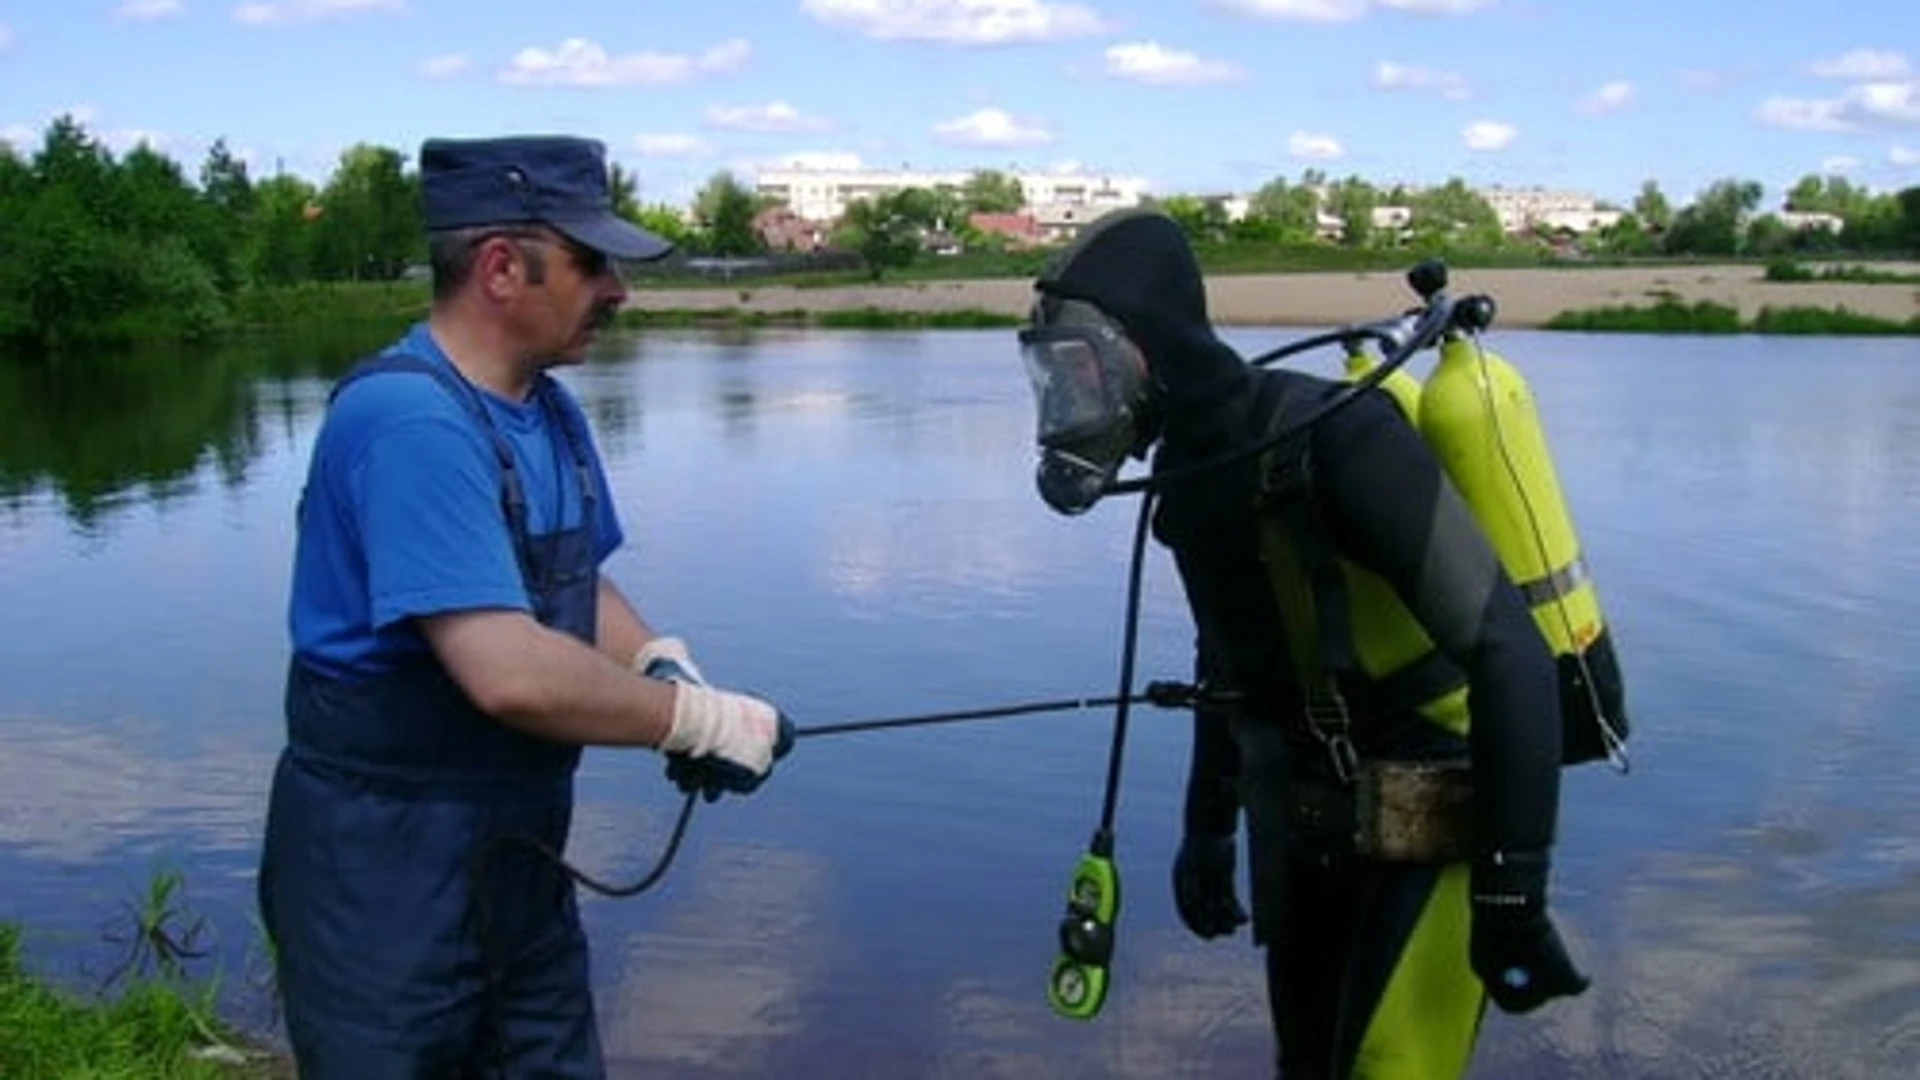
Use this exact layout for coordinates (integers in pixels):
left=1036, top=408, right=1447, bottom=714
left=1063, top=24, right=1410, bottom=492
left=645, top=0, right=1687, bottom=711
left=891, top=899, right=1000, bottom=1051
left=1033, top=209, right=1566, bottom=1079
left=1159, top=369, right=1563, bottom=1079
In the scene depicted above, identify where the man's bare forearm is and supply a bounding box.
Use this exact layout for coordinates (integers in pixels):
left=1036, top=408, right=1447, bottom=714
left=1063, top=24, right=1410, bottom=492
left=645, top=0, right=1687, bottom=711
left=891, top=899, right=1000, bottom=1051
left=421, top=606, right=679, bottom=748
left=595, top=575, right=656, bottom=668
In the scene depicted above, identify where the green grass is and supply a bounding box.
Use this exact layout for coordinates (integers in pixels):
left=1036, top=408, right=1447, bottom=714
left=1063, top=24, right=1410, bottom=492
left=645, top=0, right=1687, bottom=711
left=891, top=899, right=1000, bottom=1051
left=0, top=923, right=279, bottom=1078
left=0, top=868, right=284, bottom=1079
left=1762, top=259, right=1920, bottom=285
left=1544, top=292, right=1920, bottom=334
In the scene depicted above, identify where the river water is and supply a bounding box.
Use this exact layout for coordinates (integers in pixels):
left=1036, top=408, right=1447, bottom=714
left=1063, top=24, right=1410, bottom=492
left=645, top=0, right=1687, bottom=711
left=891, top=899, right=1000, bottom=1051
left=1, top=324, right=1915, bottom=1078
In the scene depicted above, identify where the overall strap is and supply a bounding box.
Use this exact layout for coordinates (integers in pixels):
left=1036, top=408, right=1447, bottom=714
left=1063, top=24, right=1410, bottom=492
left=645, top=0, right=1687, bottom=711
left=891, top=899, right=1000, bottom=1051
left=530, top=373, right=598, bottom=525
left=330, top=350, right=538, bottom=584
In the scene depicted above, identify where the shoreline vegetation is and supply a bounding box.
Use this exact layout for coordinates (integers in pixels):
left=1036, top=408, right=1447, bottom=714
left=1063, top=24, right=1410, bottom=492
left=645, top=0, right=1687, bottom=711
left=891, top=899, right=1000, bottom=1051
left=5, top=115, right=1919, bottom=359
left=1, top=868, right=286, bottom=1079
left=234, top=258, right=1919, bottom=342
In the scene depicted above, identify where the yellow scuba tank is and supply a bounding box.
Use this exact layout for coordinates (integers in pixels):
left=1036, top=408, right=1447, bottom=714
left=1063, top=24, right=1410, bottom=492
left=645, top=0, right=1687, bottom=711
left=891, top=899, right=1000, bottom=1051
left=1343, top=346, right=1423, bottom=425
left=1415, top=334, right=1628, bottom=767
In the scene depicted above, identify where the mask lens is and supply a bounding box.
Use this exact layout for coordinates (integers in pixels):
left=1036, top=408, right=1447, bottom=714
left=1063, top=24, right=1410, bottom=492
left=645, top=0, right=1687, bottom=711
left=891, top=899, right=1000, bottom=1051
left=1024, top=337, right=1121, bottom=444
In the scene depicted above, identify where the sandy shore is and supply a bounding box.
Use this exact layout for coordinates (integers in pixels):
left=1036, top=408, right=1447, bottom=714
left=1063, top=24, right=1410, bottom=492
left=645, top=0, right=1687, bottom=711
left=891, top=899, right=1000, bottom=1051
left=627, top=263, right=1920, bottom=328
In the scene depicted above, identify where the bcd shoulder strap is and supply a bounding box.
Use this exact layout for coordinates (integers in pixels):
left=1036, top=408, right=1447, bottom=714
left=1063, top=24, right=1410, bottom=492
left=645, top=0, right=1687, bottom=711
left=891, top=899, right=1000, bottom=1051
left=1250, top=376, right=1361, bottom=782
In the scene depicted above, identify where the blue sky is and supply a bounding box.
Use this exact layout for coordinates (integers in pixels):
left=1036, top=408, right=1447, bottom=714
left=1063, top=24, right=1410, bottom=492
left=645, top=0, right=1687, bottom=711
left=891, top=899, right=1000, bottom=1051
left=2, top=0, right=1916, bottom=210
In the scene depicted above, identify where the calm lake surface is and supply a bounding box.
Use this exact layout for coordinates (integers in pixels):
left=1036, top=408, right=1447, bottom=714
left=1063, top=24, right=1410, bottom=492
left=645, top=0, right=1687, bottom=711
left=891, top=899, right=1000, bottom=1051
left=2, top=323, right=1917, bottom=1078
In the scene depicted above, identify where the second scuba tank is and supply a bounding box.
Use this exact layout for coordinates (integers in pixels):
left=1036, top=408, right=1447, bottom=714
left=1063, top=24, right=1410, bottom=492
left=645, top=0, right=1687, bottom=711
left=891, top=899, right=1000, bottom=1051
left=1417, top=335, right=1629, bottom=767
left=1344, top=347, right=1423, bottom=425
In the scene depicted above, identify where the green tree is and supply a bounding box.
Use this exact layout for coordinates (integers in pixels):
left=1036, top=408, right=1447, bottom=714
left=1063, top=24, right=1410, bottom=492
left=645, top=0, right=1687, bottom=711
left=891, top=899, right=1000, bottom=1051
left=1664, top=177, right=1762, bottom=256
left=1325, top=177, right=1379, bottom=247
left=628, top=202, right=696, bottom=250
left=609, top=162, right=642, bottom=222
left=692, top=171, right=766, bottom=257
left=961, top=170, right=1025, bottom=214
left=837, top=188, right=940, bottom=279
left=1245, top=176, right=1320, bottom=244
left=309, top=144, right=420, bottom=280
left=248, top=174, right=321, bottom=286
left=1405, top=178, right=1502, bottom=249
left=1899, top=187, right=1920, bottom=253
left=1632, top=180, right=1673, bottom=231
left=1154, top=194, right=1231, bottom=242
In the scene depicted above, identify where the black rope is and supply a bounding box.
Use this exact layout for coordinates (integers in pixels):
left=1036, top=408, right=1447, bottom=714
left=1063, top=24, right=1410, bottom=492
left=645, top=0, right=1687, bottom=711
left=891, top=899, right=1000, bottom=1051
left=474, top=673, right=1236, bottom=904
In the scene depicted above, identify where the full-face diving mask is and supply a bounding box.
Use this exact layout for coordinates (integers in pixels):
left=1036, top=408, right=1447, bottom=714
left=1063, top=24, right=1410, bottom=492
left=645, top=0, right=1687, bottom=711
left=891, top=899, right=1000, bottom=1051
left=1018, top=297, right=1150, bottom=515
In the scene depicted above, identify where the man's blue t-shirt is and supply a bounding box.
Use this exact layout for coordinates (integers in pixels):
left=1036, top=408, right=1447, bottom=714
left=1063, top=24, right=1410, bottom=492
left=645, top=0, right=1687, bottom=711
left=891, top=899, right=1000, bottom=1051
left=289, top=322, right=625, bottom=679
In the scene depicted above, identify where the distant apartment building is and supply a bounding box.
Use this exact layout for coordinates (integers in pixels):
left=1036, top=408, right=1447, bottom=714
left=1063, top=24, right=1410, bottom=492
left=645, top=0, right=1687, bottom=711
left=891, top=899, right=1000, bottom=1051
left=1776, top=209, right=1845, bottom=234
left=752, top=164, right=1148, bottom=231
left=1476, top=186, right=1623, bottom=235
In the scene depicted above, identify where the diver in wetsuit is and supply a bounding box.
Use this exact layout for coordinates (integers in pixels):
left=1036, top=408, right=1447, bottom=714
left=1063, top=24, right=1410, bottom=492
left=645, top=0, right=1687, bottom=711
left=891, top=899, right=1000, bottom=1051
left=1016, top=208, right=1589, bottom=1079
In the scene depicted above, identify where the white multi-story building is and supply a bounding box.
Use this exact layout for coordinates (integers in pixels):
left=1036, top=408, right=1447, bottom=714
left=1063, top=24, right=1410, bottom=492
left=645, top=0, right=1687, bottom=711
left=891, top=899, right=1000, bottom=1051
left=752, top=164, right=1148, bottom=224
left=1475, top=186, right=1621, bottom=234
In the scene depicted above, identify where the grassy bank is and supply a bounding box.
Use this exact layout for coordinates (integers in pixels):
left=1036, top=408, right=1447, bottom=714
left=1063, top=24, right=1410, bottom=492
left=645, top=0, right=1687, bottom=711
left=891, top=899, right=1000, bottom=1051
left=0, top=868, right=283, bottom=1078
left=0, top=923, right=277, bottom=1078
left=1544, top=294, right=1920, bottom=334
left=1763, top=259, right=1920, bottom=285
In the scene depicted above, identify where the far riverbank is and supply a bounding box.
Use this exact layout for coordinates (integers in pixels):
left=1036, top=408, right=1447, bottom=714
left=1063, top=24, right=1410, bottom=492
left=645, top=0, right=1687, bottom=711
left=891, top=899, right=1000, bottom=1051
left=623, top=262, right=1920, bottom=329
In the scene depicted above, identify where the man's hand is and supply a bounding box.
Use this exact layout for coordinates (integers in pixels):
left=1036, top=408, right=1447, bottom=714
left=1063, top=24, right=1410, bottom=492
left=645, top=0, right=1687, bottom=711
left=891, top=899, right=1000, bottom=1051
left=1171, top=832, right=1248, bottom=940
left=1470, top=850, right=1591, bottom=1014
left=636, top=638, right=795, bottom=801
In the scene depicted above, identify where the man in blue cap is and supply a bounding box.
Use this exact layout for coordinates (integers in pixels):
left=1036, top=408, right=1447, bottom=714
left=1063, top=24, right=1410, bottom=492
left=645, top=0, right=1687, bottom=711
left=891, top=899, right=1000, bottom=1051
left=257, top=134, right=797, bottom=1077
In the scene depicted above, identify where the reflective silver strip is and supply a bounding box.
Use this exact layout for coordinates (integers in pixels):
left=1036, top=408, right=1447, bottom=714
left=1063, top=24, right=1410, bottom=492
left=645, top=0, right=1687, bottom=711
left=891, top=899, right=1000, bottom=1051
left=1519, top=556, right=1589, bottom=607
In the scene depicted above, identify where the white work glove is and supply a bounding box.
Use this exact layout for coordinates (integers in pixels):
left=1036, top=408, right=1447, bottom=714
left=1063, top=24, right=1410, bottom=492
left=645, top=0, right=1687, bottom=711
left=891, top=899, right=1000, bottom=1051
left=637, top=637, right=795, bottom=800
left=632, top=635, right=707, bottom=686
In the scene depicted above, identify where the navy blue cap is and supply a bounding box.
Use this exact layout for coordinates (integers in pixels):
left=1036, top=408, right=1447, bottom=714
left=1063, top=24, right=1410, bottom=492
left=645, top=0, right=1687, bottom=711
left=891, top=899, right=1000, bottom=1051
left=419, top=135, right=673, bottom=262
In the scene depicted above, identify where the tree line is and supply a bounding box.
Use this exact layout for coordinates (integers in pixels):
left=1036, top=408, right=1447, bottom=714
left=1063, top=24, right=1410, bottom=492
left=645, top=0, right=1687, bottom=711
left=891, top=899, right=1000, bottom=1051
left=2, top=115, right=1916, bottom=358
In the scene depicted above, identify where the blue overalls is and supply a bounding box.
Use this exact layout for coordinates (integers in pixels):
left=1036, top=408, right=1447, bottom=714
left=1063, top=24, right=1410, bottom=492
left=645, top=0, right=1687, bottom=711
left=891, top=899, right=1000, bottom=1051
left=259, top=350, right=607, bottom=1078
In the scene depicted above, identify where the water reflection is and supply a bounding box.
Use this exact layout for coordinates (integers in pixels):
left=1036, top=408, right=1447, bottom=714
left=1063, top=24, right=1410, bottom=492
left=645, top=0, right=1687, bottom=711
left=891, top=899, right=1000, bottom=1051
left=0, top=327, right=1917, bottom=1076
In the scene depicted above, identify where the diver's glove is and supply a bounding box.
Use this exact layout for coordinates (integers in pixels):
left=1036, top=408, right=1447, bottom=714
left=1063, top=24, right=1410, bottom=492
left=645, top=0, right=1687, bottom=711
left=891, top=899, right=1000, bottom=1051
left=1469, top=849, right=1591, bottom=1014
left=1171, top=832, right=1248, bottom=940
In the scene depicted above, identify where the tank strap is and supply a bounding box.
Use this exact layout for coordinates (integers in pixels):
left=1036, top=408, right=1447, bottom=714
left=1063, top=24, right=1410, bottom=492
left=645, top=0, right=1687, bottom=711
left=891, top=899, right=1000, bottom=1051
left=1252, top=380, right=1359, bottom=782
left=1251, top=377, right=1472, bottom=780
left=1519, top=554, right=1590, bottom=607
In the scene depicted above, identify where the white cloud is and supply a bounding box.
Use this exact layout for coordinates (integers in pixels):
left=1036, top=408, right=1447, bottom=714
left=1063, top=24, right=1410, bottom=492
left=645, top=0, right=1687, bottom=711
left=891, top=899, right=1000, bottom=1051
left=704, top=101, right=831, bottom=132
left=801, top=0, right=1108, bottom=45
left=1102, top=41, right=1242, bottom=84
left=1808, top=48, right=1909, bottom=80
left=1376, top=0, right=1493, bottom=11
left=1754, top=82, right=1920, bottom=133
left=1207, top=0, right=1366, bottom=19
left=1207, top=0, right=1489, bottom=19
left=1819, top=155, right=1860, bottom=174
left=116, top=0, right=184, bottom=19
left=1286, top=131, right=1345, bottom=160
left=1754, top=95, right=1851, bottom=132
left=634, top=133, right=710, bottom=157
left=0, top=23, right=11, bottom=49
left=1578, top=80, right=1635, bottom=114
left=1373, top=60, right=1468, bottom=98
left=233, top=0, right=402, bottom=25
left=416, top=53, right=470, bottom=79
left=932, top=107, right=1052, bottom=146
left=1891, top=143, right=1920, bottom=167
left=1678, top=68, right=1722, bottom=92
left=499, top=38, right=750, bottom=88
left=1462, top=119, right=1516, bottom=151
